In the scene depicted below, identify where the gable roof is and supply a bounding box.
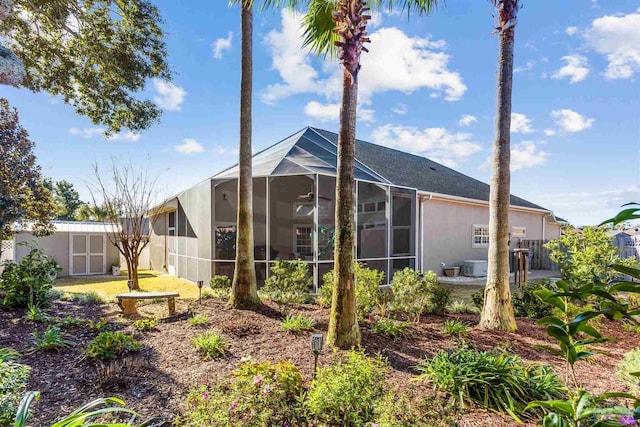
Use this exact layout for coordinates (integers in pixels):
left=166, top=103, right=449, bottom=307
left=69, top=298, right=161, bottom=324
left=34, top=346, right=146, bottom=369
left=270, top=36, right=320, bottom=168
left=310, top=127, right=546, bottom=210
left=211, top=126, right=549, bottom=211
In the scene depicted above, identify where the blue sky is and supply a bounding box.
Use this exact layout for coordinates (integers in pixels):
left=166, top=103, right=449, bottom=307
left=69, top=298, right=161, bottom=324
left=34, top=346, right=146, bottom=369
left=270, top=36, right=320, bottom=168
left=2, top=0, right=639, bottom=226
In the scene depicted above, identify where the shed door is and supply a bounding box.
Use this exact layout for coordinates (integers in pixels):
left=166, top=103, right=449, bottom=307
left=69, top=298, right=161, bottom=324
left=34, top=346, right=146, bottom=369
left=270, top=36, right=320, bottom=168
left=70, top=234, right=105, bottom=275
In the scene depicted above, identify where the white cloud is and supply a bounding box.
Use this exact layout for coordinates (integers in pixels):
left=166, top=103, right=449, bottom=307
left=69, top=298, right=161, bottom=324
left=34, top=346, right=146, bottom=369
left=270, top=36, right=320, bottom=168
left=69, top=127, right=140, bottom=142
left=510, top=141, right=549, bottom=171
left=261, top=10, right=466, bottom=104
left=551, top=109, right=595, bottom=133
left=213, top=145, right=238, bottom=156
left=552, top=54, right=590, bottom=83
left=514, top=59, right=535, bottom=73
left=393, top=103, right=407, bottom=115
left=152, top=79, right=187, bottom=111
left=370, top=124, right=482, bottom=167
left=304, top=101, right=375, bottom=123
left=565, top=26, right=578, bottom=36
left=544, top=128, right=556, bottom=136
left=212, top=32, right=233, bottom=59
left=511, top=113, right=534, bottom=134
left=174, top=138, right=204, bottom=154
left=584, top=9, right=640, bottom=79
left=458, top=114, right=477, bottom=127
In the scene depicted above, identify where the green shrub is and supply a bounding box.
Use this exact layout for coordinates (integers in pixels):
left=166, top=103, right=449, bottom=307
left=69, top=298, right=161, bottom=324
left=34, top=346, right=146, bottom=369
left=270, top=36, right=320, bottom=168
left=86, top=332, right=141, bottom=360
left=370, top=318, right=411, bottom=340
left=280, top=314, right=315, bottom=333
left=262, top=260, right=312, bottom=312
left=305, top=349, right=387, bottom=427
left=179, top=359, right=304, bottom=426
left=322, top=263, right=385, bottom=317
left=446, top=299, right=479, bottom=314
left=31, top=326, right=74, bottom=352
left=472, top=281, right=554, bottom=319
left=0, top=360, right=30, bottom=426
left=208, top=275, right=231, bottom=298
left=617, top=347, right=640, bottom=395
left=188, top=313, right=209, bottom=327
left=0, top=247, right=60, bottom=308
left=65, top=291, right=107, bottom=305
left=192, top=331, right=228, bottom=360
left=373, top=389, right=458, bottom=427
left=442, top=319, right=468, bottom=338
left=390, top=269, right=447, bottom=321
left=416, top=348, right=565, bottom=421
left=89, top=318, right=112, bottom=332
left=133, top=318, right=158, bottom=332
left=54, top=315, right=86, bottom=329
left=0, top=348, right=19, bottom=363
left=24, top=304, right=49, bottom=322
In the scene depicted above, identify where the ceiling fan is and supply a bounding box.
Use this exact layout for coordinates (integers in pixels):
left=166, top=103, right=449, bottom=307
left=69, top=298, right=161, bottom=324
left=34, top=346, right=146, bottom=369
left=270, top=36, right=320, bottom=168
left=298, top=183, right=331, bottom=201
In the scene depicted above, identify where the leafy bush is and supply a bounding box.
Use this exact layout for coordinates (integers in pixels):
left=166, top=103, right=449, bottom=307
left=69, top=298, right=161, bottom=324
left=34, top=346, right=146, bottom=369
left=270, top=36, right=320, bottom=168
left=617, top=347, right=640, bottom=395
left=442, top=319, right=468, bottom=338
left=86, top=332, right=141, bottom=360
left=133, top=318, right=158, bottom=332
left=416, top=348, right=565, bottom=421
left=390, top=269, right=447, bottom=321
left=0, top=360, right=30, bottom=426
left=208, top=275, right=231, bottom=298
left=0, top=247, right=60, bottom=308
left=179, top=359, right=304, bottom=427
left=280, top=314, right=315, bottom=333
left=31, top=326, right=74, bottom=352
left=446, top=299, right=479, bottom=314
left=262, top=260, right=312, bottom=312
left=322, top=263, right=385, bottom=317
left=370, top=318, right=411, bottom=340
left=188, top=313, right=209, bottom=327
left=24, top=304, right=49, bottom=322
left=305, top=349, right=387, bottom=427
left=192, top=331, right=228, bottom=360
left=472, top=281, right=554, bottom=319
left=64, top=291, right=107, bottom=305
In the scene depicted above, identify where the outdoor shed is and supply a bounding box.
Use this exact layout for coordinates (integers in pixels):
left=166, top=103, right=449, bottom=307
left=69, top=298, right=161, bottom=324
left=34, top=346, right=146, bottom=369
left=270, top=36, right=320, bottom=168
left=12, top=221, right=121, bottom=277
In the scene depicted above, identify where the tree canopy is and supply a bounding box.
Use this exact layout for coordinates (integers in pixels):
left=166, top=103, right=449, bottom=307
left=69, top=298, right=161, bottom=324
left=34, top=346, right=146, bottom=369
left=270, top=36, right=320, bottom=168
left=44, top=179, right=85, bottom=221
left=0, top=98, right=55, bottom=242
left=0, top=0, right=172, bottom=134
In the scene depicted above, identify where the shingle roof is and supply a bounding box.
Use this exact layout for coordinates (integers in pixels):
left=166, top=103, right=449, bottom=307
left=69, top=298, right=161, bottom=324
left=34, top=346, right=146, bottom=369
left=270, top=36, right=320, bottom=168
left=310, top=127, right=547, bottom=210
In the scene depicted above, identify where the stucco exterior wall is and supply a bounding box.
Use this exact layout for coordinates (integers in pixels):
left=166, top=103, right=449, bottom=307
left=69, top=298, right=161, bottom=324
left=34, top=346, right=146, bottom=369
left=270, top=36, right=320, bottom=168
left=149, top=213, right=167, bottom=273
left=420, top=198, right=561, bottom=274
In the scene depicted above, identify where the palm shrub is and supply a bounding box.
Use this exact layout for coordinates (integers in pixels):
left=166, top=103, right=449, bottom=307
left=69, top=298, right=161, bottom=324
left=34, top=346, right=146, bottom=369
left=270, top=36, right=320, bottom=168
left=321, top=263, right=384, bottom=317
left=31, top=326, right=74, bottom=352
left=446, top=299, right=479, bottom=314
left=304, top=349, right=387, bottom=427
left=416, top=347, right=565, bottom=422
left=86, top=332, right=141, bottom=360
left=179, top=359, right=304, bottom=426
left=262, top=260, right=313, bottom=313
left=0, top=247, right=60, bottom=308
left=0, top=360, right=30, bottom=426
left=280, top=314, right=315, bottom=333
left=192, top=331, right=228, bottom=360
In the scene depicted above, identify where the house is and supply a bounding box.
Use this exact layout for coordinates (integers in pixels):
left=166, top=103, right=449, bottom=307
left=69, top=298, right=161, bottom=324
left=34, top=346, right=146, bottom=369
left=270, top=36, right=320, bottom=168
left=148, top=127, right=564, bottom=291
left=10, top=221, right=121, bottom=276
left=611, top=227, right=640, bottom=260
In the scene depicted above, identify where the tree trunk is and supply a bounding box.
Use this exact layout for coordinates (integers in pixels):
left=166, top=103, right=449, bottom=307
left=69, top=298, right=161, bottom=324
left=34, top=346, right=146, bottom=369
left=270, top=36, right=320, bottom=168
left=480, top=1, right=518, bottom=332
left=327, top=69, right=361, bottom=349
left=131, top=252, right=140, bottom=290
left=229, top=1, right=259, bottom=309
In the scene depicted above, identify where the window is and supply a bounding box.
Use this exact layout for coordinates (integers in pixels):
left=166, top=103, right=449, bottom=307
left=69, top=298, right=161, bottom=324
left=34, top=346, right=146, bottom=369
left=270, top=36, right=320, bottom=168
left=473, top=225, right=489, bottom=248
left=294, top=203, right=314, bottom=218
left=168, top=211, right=176, bottom=236
left=215, top=225, right=236, bottom=259
left=295, top=226, right=313, bottom=259
left=511, top=226, right=526, bottom=238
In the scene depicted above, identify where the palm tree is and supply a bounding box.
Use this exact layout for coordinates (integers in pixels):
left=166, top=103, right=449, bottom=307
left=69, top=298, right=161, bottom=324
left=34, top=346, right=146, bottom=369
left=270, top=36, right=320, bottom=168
left=229, top=0, right=260, bottom=309
left=479, top=0, right=519, bottom=332
left=286, top=0, right=437, bottom=348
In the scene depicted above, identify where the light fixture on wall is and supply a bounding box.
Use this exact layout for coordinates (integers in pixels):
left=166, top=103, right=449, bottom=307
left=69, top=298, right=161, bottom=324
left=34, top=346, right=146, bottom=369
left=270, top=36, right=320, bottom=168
left=223, top=193, right=227, bottom=200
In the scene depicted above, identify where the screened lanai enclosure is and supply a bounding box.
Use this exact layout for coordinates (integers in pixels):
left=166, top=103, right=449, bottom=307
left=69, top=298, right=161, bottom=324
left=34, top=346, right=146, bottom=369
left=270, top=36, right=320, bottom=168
left=152, top=128, right=418, bottom=292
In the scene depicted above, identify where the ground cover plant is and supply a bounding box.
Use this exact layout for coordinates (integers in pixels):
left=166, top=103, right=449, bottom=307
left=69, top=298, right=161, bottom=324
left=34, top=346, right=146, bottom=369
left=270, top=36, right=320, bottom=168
left=192, top=331, right=228, bottom=360
left=85, top=332, right=141, bottom=360
left=30, top=326, right=74, bottom=353
left=370, top=317, right=411, bottom=340
left=188, top=313, right=209, bottom=327
left=133, top=318, right=158, bottom=333
left=0, top=359, right=30, bottom=425
left=280, top=314, right=315, bottom=333
left=441, top=318, right=468, bottom=338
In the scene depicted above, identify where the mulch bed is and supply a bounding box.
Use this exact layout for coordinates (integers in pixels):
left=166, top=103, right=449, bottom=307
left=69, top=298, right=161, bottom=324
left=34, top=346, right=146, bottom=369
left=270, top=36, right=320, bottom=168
left=0, top=297, right=637, bottom=426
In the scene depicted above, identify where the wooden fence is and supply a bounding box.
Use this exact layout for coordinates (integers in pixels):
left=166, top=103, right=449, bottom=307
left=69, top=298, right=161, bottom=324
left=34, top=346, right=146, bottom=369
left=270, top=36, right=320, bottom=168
left=517, top=239, right=559, bottom=271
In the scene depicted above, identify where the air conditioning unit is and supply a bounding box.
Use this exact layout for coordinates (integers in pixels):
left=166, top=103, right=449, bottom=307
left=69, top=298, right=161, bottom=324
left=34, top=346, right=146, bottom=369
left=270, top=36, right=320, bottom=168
left=462, top=260, right=488, bottom=277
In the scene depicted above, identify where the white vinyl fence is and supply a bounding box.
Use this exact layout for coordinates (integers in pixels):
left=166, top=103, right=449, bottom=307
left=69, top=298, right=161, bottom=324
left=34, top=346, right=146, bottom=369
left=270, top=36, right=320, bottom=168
left=1, top=240, right=14, bottom=263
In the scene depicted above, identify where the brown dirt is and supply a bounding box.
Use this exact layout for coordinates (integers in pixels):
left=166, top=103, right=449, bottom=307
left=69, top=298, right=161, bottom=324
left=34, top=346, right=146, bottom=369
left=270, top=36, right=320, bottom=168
left=1, top=297, right=637, bottom=426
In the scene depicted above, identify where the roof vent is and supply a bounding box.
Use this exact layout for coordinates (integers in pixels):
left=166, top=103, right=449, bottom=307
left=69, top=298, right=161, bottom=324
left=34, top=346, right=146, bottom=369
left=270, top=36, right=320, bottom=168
left=429, top=166, right=436, bottom=171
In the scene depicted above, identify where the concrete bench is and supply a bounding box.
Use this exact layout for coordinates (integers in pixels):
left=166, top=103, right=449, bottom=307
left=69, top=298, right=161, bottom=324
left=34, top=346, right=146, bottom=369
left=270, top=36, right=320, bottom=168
left=116, top=291, right=179, bottom=316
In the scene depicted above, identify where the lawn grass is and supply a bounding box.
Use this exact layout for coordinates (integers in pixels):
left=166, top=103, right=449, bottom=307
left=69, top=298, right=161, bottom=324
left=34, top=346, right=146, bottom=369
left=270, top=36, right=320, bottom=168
left=54, top=270, right=199, bottom=301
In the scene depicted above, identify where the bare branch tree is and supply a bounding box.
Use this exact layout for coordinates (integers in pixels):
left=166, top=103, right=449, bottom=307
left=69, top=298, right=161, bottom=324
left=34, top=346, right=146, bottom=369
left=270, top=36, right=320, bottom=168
left=88, top=158, right=162, bottom=291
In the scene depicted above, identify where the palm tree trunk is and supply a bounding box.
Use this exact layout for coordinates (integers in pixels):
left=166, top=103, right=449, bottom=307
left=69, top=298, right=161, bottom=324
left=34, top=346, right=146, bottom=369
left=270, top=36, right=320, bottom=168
left=480, top=0, right=518, bottom=332
left=328, top=68, right=361, bottom=348
left=229, top=1, right=259, bottom=309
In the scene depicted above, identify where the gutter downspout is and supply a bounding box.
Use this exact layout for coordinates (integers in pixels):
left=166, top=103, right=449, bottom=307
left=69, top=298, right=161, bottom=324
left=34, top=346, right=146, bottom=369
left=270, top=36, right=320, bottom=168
left=418, top=193, right=433, bottom=273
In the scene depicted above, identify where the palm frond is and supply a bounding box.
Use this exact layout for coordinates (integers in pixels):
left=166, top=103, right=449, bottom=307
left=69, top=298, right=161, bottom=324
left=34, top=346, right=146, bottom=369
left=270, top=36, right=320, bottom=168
left=373, top=0, right=439, bottom=18
left=301, top=0, right=339, bottom=58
